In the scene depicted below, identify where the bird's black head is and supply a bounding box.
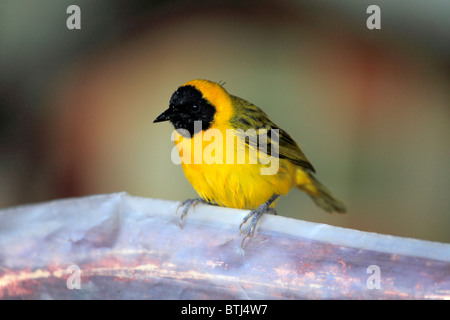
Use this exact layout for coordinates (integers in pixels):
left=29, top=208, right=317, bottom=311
left=154, top=85, right=216, bottom=137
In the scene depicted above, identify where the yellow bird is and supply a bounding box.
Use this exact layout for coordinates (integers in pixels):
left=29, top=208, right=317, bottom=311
left=154, top=79, right=345, bottom=247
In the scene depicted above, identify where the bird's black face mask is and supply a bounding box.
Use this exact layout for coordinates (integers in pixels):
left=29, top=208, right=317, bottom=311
left=154, top=85, right=216, bottom=137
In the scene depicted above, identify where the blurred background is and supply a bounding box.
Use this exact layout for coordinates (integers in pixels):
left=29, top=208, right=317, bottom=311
left=0, top=0, right=449, bottom=243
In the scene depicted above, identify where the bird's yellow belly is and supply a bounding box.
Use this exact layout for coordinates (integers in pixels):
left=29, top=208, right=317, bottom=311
left=182, top=162, right=293, bottom=209
left=175, top=130, right=296, bottom=209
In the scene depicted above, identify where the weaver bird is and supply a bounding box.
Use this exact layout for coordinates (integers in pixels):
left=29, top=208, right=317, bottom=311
left=154, top=79, right=346, bottom=248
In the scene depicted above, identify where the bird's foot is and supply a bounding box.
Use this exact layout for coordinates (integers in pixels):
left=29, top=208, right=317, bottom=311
left=239, top=206, right=277, bottom=249
left=176, top=198, right=210, bottom=229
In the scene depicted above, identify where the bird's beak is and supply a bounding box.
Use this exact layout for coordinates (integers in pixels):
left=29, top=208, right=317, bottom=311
left=153, top=108, right=174, bottom=123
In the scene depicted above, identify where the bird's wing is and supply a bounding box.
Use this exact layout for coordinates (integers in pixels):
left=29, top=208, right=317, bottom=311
left=229, top=96, right=315, bottom=172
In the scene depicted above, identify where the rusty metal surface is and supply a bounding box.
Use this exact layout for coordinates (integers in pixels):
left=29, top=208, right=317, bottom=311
left=0, top=192, right=449, bottom=299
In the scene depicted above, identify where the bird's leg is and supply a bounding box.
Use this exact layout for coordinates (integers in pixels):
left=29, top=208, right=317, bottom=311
left=177, top=198, right=211, bottom=229
left=239, top=194, right=280, bottom=249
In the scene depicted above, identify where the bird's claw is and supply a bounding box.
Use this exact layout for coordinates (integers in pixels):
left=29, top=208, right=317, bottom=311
left=176, top=198, right=208, bottom=229
left=239, top=207, right=276, bottom=249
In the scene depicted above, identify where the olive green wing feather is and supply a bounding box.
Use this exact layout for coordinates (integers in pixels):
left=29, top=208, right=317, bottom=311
left=229, top=96, right=315, bottom=172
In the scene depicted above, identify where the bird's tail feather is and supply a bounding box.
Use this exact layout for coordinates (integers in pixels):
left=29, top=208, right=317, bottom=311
left=296, top=169, right=346, bottom=213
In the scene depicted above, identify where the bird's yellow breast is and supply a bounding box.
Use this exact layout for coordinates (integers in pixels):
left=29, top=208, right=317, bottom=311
left=173, top=128, right=296, bottom=209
